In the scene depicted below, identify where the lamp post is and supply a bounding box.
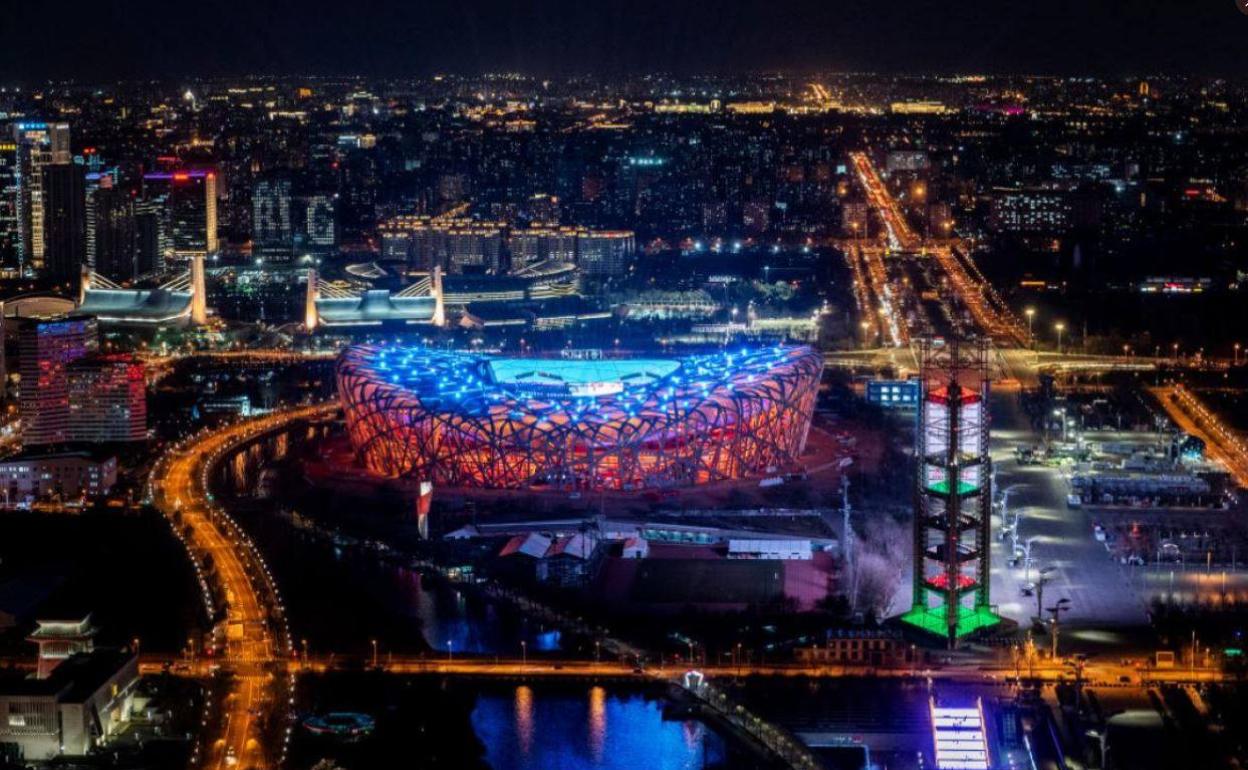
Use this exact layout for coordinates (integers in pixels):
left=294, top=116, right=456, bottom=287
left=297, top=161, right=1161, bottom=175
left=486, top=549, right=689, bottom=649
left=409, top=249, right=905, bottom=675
left=521, top=640, right=527, bottom=668
left=1025, top=308, right=1036, bottom=342
left=1236, top=343, right=1241, bottom=367
left=371, top=639, right=378, bottom=669
left=1048, top=598, right=1071, bottom=659
left=1022, top=536, right=1040, bottom=585
left=1055, top=322, right=1066, bottom=354
left=1035, top=567, right=1055, bottom=622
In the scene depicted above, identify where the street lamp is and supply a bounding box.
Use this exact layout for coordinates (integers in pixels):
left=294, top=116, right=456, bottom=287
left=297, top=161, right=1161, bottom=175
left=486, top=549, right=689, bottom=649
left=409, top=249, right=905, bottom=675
left=1048, top=598, right=1071, bottom=659
left=1055, top=322, right=1066, bottom=354
left=371, top=639, right=378, bottom=669
left=1021, top=536, right=1040, bottom=585
left=1235, top=343, right=1241, bottom=367
left=1025, top=308, right=1036, bottom=341
left=521, top=640, right=527, bottom=668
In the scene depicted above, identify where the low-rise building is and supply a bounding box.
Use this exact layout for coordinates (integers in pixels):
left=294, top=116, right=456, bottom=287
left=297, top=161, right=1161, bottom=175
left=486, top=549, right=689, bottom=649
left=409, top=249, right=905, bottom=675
left=795, top=630, right=918, bottom=667
left=0, top=649, right=138, bottom=760
left=0, top=450, right=118, bottom=504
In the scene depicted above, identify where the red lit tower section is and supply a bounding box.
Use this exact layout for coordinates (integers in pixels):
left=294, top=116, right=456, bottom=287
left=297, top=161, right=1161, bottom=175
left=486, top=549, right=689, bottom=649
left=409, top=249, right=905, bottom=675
left=901, top=338, right=1001, bottom=646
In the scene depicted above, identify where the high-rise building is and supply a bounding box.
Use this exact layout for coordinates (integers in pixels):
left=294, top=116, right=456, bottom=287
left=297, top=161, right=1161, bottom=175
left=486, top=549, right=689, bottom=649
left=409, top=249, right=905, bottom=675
left=66, top=355, right=146, bottom=442
left=86, top=176, right=141, bottom=281
left=142, top=169, right=217, bottom=260
left=17, top=317, right=144, bottom=445
left=252, top=176, right=293, bottom=260
left=508, top=226, right=578, bottom=269
left=296, top=194, right=336, bottom=256
left=18, top=316, right=98, bottom=446
left=41, top=163, right=87, bottom=283
left=378, top=216, right=504, bottom=272
left=575, top=230, right=634, bottom=276
left=133, top=198, right=169, bottom=275
left=13, top=122, right=71, bottom=272
left=0, top=139, right=18, bottom=266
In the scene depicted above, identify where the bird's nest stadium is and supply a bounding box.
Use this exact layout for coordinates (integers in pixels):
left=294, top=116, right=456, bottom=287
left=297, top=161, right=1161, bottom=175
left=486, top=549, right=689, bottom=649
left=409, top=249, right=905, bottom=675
left=336, top=345, right=823, bottom=491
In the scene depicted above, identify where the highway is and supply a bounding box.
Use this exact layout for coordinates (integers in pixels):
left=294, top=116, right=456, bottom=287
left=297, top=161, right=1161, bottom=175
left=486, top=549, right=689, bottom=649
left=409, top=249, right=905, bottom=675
left=1151, top=384, right=1248, bottom=487
left=847, top=150, right=1030, bottom=347
left=149, top=402, right=338, bottom=770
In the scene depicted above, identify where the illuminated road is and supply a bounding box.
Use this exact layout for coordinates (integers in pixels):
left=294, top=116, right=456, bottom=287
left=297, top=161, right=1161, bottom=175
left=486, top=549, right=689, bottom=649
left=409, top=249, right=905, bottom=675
left=140, top=652, right=1229, bottom=687
left=847, top=151, right=1029, bottom=346
left=149, top=402, right=337, bottom=770
left=1151, top=384, right=1248, bottom=487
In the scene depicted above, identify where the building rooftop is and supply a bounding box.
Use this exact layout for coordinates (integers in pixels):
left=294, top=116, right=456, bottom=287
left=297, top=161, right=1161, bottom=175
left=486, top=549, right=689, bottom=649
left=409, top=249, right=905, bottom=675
left=0, top=649, right=133, bottom=699
left=77, top=288, right=194, bottom=324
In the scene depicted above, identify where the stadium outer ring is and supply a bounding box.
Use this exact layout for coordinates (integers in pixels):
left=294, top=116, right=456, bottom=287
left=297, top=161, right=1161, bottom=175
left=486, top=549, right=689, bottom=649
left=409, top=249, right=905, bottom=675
left=336, top=345, right=823, bottom=492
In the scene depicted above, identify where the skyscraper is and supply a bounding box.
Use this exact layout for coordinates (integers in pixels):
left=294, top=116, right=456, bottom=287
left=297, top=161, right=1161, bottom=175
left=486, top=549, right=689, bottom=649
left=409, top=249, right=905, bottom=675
left=0, top=139, right=18, bottom=266
left=66, top=354, right=147, bottom=442
left=86, top=176, right=141, bottom=282
left=252, top=176, right=293, bottom=260
left=13, top=122, right=71, bottom=272
left=297, top=193, right=337, bottom=256
left=41, top=163, right=87, bottom=283
left=18, top=316, right=98, bottom=446
left=133, top=198, right=168, bottom=276
left=142, top=169, right=217, bottom=260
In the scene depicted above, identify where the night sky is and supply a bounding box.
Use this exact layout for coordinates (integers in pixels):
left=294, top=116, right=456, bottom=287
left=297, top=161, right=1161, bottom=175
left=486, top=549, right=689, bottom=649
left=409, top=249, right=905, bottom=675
left=4, top=0, right=1242, bottom=80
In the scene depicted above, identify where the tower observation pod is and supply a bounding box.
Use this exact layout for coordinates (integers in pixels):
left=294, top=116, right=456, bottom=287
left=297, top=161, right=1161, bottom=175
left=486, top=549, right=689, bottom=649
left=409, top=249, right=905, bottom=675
left=900, top=338, right=1001, bottom=647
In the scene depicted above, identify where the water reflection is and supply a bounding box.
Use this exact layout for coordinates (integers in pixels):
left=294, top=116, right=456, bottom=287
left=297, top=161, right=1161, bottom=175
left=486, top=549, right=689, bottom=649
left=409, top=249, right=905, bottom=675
left=242, top=508, right=562, bottom=655
left=472, top=685, right=725, bottom=770
left=588, top=685, right=606, bottom=763
left=515, top=685, right=534, bottom=757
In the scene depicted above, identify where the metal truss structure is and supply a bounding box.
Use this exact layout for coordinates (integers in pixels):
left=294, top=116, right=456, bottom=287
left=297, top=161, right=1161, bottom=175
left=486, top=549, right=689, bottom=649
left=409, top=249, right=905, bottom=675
left=337, top=345, right=823, bottom=491
left=900, top=337, right=1001, bottom=645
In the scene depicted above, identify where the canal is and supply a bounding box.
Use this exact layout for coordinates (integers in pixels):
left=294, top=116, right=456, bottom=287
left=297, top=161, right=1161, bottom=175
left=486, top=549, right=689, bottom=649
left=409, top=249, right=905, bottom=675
left=215, top=441, right=752, bottom=770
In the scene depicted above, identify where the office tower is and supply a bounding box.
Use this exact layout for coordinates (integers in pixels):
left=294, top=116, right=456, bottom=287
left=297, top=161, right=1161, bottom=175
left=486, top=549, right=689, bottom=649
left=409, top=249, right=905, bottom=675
left=0, top=139, right=18, bottom=265
left=576, top=230, right=634, bottom=276
left=86, top=177, right=141, bottom=282
left=142, top=169, right=217, bottom=260
left=900, top=339, right=1000, bottom=647
left=41, top=163, right=87, bottom=283
left=134, top=198, right=169, bottom=275
left=18, top=316, right=99, bottom=446
left=66, top=354, right=146, bottom=442
left=12, top=122, right=71, bottom=271
left=297, top=194, right=336, bottom=255
left=252, top=176, right=293, bottom=260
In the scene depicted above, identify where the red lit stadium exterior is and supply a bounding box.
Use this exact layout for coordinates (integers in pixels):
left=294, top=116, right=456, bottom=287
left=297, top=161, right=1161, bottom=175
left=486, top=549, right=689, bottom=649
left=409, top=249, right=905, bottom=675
left=336, top=345, right=823, bottom=491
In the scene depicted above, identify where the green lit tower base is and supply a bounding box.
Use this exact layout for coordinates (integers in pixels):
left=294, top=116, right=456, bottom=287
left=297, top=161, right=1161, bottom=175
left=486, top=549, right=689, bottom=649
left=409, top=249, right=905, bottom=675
left=900, top=338, right=1001, bottom=647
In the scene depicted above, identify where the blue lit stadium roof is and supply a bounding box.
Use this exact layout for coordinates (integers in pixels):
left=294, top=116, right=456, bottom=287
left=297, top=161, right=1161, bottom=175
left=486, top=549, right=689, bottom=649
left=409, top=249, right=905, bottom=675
left=351, top=345, right=815, bottom=415
left=488, top=358, right=679, bottom=394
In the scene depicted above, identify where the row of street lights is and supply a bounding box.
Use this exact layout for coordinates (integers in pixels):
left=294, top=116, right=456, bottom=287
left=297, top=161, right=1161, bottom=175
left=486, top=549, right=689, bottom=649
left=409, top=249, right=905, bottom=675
left=998, top=481, right=1071, bottom=658
left=1023, top=307, right=1066, bottom=353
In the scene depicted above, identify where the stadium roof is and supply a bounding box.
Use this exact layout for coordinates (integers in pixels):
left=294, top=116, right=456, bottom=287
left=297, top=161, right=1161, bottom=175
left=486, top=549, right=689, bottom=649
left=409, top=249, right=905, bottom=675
left=77, top=287, right=194, bottom=324
left=315, top=289, right=438, bottom=327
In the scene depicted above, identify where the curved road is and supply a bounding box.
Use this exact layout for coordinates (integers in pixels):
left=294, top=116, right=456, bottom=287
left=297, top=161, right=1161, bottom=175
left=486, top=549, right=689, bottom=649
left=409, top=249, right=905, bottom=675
left=150, top=402, right=337, bottom=770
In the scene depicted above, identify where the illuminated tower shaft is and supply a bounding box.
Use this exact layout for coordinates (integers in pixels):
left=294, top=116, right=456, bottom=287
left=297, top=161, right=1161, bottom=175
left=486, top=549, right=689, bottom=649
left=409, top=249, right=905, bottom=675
left=901, top=339, right=1000, bottom=646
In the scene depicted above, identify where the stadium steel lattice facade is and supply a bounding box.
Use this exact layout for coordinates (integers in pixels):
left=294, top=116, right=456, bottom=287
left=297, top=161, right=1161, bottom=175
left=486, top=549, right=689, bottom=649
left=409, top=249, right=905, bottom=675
left=337, top=345, right=823, bottom=491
